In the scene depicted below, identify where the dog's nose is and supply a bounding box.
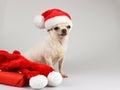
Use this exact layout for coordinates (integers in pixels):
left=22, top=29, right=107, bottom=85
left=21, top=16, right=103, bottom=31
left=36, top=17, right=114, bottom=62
left=62, top=29, right=66, bottom=33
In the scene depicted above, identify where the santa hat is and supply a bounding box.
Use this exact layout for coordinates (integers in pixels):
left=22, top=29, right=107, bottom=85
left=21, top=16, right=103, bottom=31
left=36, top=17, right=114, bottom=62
left=34, top=8, right=72, bottom=29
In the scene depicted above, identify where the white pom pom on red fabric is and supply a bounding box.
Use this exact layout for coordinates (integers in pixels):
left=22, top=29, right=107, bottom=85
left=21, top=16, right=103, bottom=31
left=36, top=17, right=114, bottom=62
left=47, top=71, right=63, bottom=86
left=29, top=75, right=48, bottom=89
left=33, top=15, right=45, bottom=29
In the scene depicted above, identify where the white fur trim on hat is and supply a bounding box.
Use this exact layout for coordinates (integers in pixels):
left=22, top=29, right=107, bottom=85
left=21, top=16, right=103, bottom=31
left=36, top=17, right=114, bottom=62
left=45, top=16, right=72, bottom=29
left=33, top=15, right=45, bottom=29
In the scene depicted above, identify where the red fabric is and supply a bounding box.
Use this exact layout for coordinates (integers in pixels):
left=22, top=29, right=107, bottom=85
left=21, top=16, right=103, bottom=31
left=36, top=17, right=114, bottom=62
left=0, top=71, right=27, bottom=87
left=42, top=8, right=71, bottom=21
left=0, top=50, right=54, bottom=79
left=0, top=50, right=20, bottom=63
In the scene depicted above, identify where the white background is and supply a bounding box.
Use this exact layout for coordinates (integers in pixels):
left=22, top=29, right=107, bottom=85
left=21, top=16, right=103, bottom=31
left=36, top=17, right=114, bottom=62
left=0, top=0, right=120, bottom=90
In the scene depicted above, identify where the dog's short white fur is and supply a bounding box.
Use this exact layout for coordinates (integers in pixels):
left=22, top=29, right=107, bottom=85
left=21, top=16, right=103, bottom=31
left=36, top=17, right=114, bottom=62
left=23, top=23, right=71, bottom=78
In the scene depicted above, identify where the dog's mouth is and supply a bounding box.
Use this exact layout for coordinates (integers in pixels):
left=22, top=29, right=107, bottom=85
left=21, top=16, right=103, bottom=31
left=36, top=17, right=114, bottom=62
left=59, top=33, right=67, bottom=36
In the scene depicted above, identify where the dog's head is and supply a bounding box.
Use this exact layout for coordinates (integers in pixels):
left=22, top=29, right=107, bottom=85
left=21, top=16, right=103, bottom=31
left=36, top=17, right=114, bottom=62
left=48, top=23, right=71, bottom=37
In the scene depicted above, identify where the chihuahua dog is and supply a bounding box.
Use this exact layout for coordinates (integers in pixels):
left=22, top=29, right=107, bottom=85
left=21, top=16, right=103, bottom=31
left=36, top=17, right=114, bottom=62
left=23, top=23, right=71, bottom=78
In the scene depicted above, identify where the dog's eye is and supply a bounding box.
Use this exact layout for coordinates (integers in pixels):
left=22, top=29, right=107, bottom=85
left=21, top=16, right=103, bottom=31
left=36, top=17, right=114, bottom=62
left=54, top=27, right=59, bottom=30
left=66, top=25, right=71, bottom=29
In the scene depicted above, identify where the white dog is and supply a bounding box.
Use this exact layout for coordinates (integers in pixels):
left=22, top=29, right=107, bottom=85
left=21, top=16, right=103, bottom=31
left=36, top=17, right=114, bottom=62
left=23, top=8, right=72, bottom=78
left=23, top=23, right=71, bottom=78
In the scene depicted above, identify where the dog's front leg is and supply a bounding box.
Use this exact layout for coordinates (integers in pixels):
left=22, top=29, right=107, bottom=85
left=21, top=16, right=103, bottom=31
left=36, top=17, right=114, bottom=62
left=44, top=56, right=53, bottom=67
left=59, top=58, right=68, bottom=78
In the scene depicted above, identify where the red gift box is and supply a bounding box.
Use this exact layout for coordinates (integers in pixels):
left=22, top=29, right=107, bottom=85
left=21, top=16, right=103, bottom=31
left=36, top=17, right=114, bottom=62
left=0, top=71, right=28, bottom=87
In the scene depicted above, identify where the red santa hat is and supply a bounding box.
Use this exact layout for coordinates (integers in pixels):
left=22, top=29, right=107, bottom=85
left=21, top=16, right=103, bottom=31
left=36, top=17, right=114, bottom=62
left=34, top=8, right=72, bottom=29
left=0, top=50, right=63, bottom=89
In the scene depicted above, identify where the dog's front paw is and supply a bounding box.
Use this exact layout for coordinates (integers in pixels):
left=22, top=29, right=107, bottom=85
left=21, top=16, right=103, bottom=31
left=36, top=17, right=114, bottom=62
left=61, top=73, right=68, bottom=78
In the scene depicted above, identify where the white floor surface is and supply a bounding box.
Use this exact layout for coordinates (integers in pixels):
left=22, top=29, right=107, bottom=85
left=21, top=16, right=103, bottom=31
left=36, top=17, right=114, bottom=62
left=0, top=71, right=120, bottom=90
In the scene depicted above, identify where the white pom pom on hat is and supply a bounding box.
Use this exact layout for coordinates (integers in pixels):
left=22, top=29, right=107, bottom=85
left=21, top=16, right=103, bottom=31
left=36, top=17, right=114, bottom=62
left=29, top=75, right=48, bottom=89
left=34, top=8, right=72, bottom=29
left=33, top=15, right=45, bottom=29
left=47, top=71, right=63, bottom=86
